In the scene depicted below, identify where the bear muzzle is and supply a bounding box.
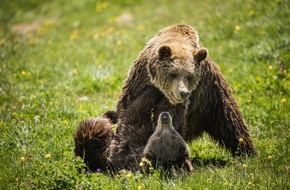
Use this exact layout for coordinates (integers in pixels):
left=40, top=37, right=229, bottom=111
left=180, top=89, right=190, bottom=99
left=179, top=81, right=190, bottom=99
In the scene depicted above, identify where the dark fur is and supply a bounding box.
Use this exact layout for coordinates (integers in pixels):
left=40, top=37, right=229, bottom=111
left=74, top=112, right=115, bottom=172
left=74, top=87, right=163, bottom=172
left=185, top=57, right=256, bottom=155
left=107, top=86, right=163, bottom=172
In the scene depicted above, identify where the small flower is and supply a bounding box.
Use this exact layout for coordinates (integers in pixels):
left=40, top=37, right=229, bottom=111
left=20, top=70, right=32, bottom=77
left=96, top=168, right=101, bottom=172
left=126, top=173, right=132, bottom=178
left=20, top=157, right=25, bottom=162
left=45, top=154, right=51, bottom=159
left=268, top=65, right=273, bottom=70
left=248, top=181, right=253, bottom=187
left=239, top=138, right=244, bottom=143
left=15, top=178, right=19, bottom=182
left=116, top=40, right=122, bottom=45
left=70, top=30, right=79, bottom=40
left=267, top=155, right=272, bottom=160
left=138, top=185, right=142, bottom=190
left=73, top=68, right=78, bottom=75
left=281, top=98, right=286, bottom=104
left=139, top=162, right=144, bottom=167
left=234, top=25, right=241, bottom=31
left=141, top=157, right=151, bottom=165
left=242, top=164, right=247, bottom=169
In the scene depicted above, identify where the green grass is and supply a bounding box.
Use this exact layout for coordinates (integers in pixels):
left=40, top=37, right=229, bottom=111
left=1, top=0, right=289, bottom=189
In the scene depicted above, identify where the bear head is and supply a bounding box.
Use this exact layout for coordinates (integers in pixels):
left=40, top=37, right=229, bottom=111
left=147, top=42, right=208, bottom=105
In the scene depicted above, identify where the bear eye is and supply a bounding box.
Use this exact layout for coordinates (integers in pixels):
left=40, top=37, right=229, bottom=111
left=187, top=74, right=194, bottom=81
left=170, top=73, right=178, bottom=78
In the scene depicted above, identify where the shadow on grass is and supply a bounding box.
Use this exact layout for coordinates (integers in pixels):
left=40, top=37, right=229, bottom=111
left=191, top=157, right=229, bottom=168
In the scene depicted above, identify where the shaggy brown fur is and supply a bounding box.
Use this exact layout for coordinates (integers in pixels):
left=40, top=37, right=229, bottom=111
left=107, top=86, right=163, bottom=172
left=116, top=24, right=256, bottom=156
left=74, top=111, right=117, bottom=172
left=143, top=112, right=193, bottom=172
left=74, top=86, right=163, bottom=172
left=74, top=24, right=256, bottom=173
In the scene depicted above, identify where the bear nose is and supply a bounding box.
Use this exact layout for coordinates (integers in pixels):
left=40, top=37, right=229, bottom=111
left=180, top=91, right=190, bottom=99
left=161, top=112, right=170, bottom=118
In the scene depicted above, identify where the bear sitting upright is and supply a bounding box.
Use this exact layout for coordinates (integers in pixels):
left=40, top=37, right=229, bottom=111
left=116, top=24, right=256, bottom=156
left=74, top=24, right=256, bottom=173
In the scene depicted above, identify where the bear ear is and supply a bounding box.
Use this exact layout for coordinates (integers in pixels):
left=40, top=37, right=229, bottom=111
left=193, top=48, right=208, bottom=64
left=157, top=45, right=172, bottom=60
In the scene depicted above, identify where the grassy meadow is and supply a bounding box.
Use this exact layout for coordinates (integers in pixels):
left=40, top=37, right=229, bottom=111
left=0, top=0, right=289, bottom=189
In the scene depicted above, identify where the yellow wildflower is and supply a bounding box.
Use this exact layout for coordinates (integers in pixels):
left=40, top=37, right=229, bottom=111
left=116, top=40, right=122, bottom=45
left=138, top=185, right=142, bottom=190
left=239, top=138, right=244, bottom=143
left=267, top=155, right=272, bottom=160
left=268, top=65, right=273, bottom=70
left=45, top=154, right=51, bottom=159
left=139, top=162, right=144, bottom=167
left=73, top=68, right=78, bottom=75
left=242, top=164, right=247, bottom=169
left=126, top=173, right=132, bottom=178
left=20, top=157, right=25, bottom=162
left=281, top=98, right=286, bottom=103
left=248, top=182, right=253, bottom=187
left=234, top=25, right=241, bottom=31
left=70, top=30, right=78, bottom=40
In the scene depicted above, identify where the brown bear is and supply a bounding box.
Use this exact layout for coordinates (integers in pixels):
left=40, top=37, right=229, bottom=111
left=74, top=24, right=256, bottom=173
left=142, top=112, right=193, bottom=172
left=116, top=24, right=256, bottom=156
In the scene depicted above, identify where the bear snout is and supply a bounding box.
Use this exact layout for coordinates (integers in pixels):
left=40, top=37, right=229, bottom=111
left=160, top=112, right=170, bottom=119
left=180, top=90, right=190, bottom=99
left=159, top=112, right=171, bottom=125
